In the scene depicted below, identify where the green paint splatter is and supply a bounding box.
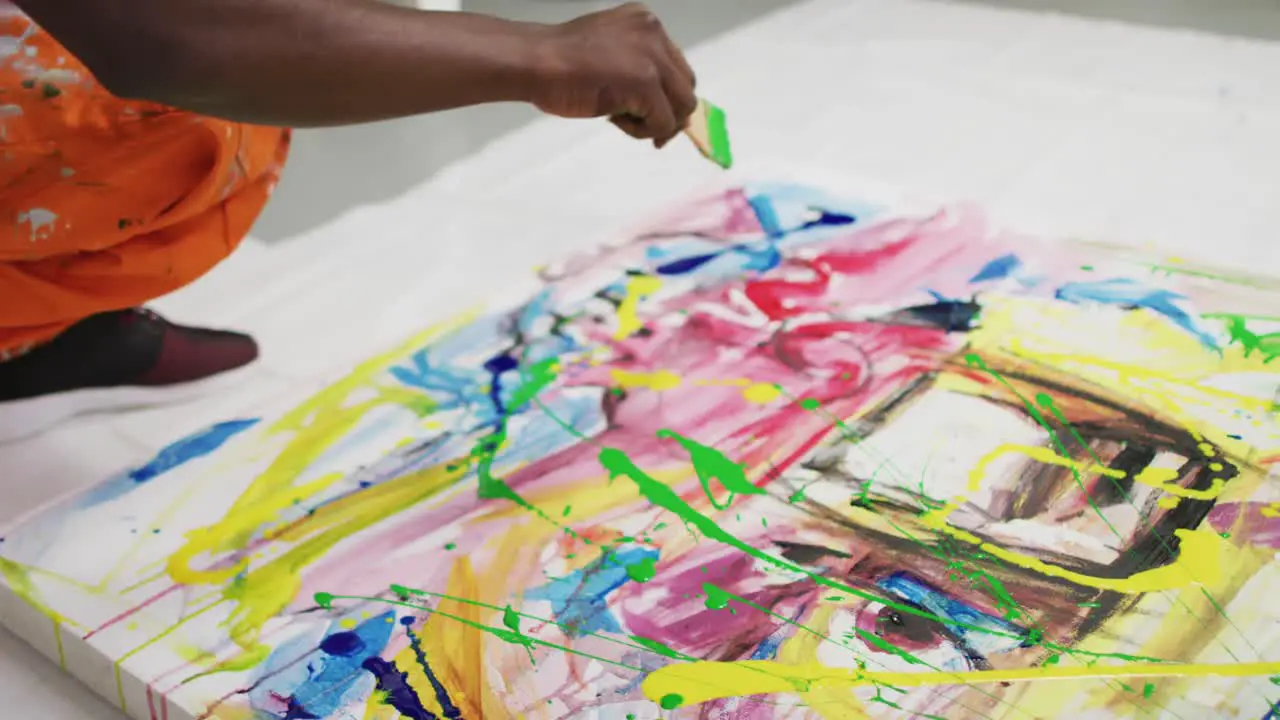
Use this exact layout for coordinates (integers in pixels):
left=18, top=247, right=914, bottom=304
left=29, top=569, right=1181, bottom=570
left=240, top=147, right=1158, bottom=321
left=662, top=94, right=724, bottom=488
left=314, top=592, right=334, bottom=609
left=800, top=398, right=821, bottom=410
left=562, top=505, right=572, bottom=517
left=656, top=430, right=764, bottom=510
left=966, top=356, right=1125, bottom=543
left=598, top=446, right=1018, bottom=637
left=1218, top=314, right=1280, bottom=362
left=659, top=693, right=684, bottom=710
left=1143, top=682, right=1155, bottom=698
left=628, top=634, right=695, bottom=661
left=625, top=557, right=657, bottom=583
left=704, top=583, right=732, bottom=610
left=855, top=629, right=927, bottom=665
left=502, top=605, right=520, bottom=632
left=444, top=542, right=456, bottom=551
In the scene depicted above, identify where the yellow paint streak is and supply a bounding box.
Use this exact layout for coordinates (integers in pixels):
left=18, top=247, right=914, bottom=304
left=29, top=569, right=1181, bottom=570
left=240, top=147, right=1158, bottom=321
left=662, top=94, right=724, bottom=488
left=610, top=369, right=682, bottom=391
left=178, top=643, right=272, bottom=686
left=361, top=691, right=397, bottom=720
left=420, top=557, right=496, bottom=718
left=963, top=444, right=1227, bottom=505
left=967, top=295, right=1280, bottom=461
left=160, top=313, right=475, bottom=651
left=53, top=618, right=65, bottom=670
left=774, top=605, right=872, bottom=720
left=221, top=461, right=465, bottom=647
left=966, top=444, right=1124, bottom=495
left=742, top=383, right=783, bottom=404
left=1091, top=544, right=1271, bottom=713
left=642, top=659, right=1280, bottom=708
left=920, top=512, right=1225, bottom=593
left=0, top=556, right=90, bottom=631
left=615, top=275, right=662, bottom=339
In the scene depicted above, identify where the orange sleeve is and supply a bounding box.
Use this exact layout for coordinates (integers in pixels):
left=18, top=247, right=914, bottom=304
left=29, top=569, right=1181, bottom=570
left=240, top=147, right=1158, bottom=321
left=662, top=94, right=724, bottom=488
left=0, top=12, right=290, bottom=352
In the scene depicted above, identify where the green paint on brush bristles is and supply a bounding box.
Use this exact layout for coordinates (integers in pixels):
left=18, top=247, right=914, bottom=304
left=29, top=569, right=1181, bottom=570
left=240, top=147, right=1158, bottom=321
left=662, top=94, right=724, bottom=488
left=702, top=99, right=733, bottom=169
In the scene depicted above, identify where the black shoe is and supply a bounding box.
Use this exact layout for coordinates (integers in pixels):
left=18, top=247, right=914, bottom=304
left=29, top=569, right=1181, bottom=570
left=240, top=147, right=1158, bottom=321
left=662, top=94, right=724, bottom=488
left=0, top=308, right=258, bottom=442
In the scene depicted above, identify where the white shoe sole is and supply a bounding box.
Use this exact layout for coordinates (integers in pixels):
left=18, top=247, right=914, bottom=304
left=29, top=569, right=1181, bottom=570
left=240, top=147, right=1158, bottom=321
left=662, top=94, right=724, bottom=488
left=0, top=366, right=254, bottom=445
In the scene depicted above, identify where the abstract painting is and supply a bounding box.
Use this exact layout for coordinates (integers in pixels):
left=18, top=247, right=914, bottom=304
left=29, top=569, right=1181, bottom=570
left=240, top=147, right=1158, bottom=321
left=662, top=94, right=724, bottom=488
left=3, top=180, right=1280, bottom=720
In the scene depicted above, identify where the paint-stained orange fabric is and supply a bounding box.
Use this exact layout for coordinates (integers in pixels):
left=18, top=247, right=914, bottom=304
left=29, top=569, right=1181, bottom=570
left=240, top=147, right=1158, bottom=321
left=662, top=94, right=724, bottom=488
left=0, top=6, right=289, bottom=354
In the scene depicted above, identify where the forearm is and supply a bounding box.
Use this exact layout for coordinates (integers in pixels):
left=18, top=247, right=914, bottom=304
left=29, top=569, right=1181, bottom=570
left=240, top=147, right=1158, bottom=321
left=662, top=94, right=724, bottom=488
left=15, top=0, right=548, bottom=126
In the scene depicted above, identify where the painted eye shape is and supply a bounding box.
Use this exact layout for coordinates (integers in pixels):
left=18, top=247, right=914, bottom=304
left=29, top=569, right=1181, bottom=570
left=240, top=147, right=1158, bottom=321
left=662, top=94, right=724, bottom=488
left=856, top=601, right=947, bottom=654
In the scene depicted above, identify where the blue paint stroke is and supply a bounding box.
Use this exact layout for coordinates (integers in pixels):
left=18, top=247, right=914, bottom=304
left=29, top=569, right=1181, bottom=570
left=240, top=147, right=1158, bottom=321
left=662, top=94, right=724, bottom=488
left=750, top=603, right=807, bottom=661
left=130, top=419, right=259, bottom=483
left=970, top=254, right=1021, bottom=284
left=747, top=193, right=785, bottom=238
left=878, top=573, right=1027, bottom=659
left=525, top=546, right=659, bottom=637
left=251, top=611, right=396, bottom=719
left=1055, top=278, right=1219, bottom=350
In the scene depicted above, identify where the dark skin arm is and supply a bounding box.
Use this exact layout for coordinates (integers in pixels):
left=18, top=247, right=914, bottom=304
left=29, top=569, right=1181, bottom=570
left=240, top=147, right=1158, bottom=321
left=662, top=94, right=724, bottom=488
left=10, top=0, right=697, bottom=143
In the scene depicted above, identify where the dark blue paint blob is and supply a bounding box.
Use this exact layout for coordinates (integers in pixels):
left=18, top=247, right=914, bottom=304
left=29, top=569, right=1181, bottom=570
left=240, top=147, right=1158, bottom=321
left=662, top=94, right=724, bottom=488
left=400, top=615, right=417, bottom=627
left=129, top=418, right=258, bottom=483
left=970, top=253, right=1021, bottom=284
left=799, top=210, right=856, bottom=230
left=318, top=631, right=365, bottom=657
left=901, top=301, right=982, bottom=332
left=283, top=697, right=320, bottom=720
left=361, top=657, right=440, bottom=720
left=483, top=353, right=519, bottom=419
left=482, top=354, right=518, bottom=375
left=404, top=622, right=462, bottom=718
left=655, top=252, right=719, bottom=276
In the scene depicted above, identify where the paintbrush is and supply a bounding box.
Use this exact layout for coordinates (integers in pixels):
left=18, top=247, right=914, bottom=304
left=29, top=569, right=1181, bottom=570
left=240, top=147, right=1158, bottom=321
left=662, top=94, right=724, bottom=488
left=683, top=97, right=733, bottom=169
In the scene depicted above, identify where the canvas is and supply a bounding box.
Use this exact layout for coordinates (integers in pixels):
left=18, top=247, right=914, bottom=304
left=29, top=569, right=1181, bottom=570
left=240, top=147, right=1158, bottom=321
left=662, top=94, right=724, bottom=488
left=2, top=179, right=1279, bottom=720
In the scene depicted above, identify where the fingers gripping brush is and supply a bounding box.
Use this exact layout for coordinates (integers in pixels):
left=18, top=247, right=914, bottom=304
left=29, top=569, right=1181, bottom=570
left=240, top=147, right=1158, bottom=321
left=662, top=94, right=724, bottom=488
left=683, top=98, right=733, bottom=169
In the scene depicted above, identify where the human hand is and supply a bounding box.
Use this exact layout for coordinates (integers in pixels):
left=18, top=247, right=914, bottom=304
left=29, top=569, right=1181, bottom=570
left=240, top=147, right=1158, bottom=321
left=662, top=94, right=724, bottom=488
left=528, top=3, right=697, bottom=148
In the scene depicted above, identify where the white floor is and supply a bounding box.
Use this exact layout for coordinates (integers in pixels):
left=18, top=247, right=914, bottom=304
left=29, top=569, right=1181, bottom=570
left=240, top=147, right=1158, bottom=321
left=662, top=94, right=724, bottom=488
left=5, top=0, right=1280, bottom=717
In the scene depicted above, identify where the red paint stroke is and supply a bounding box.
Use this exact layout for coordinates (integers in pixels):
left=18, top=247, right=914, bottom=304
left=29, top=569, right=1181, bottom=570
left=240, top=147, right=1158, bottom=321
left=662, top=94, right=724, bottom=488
left=83, top=584, right=181, bottom=641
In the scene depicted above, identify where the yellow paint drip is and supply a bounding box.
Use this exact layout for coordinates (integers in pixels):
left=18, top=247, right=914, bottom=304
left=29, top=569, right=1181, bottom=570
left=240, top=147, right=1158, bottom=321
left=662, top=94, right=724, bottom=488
left=742, top=383, right=783, bottom=404
left=362, top=691, right=398, bottom=720
left=642, top=659, right=1280, bottom=708
left=611, top=369, right=682, bottom=391
left=1133, top=466, right=1225, bottom=500
left=938, top=443, right=1227, bottom=591
left=920, top=517, right=1224, bottom=593
left=615, top=275, right=662, bottom=339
